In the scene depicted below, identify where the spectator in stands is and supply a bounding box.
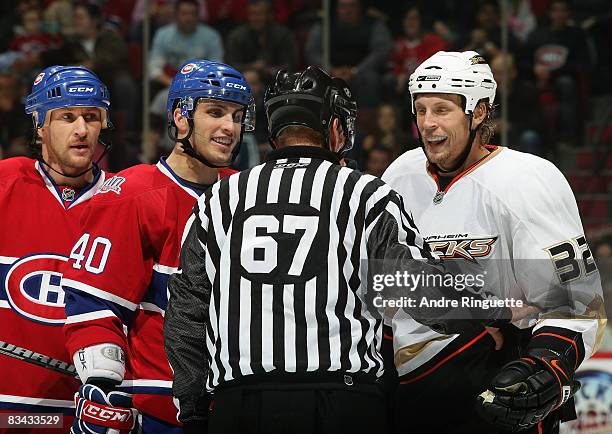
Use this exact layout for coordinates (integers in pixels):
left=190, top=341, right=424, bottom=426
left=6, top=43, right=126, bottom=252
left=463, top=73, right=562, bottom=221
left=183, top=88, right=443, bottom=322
left=8, top=5, right=61, bottom=80
left=506, top=0, right=537, bottom=42
left=0, top=71, right=30, bottom=158
left=65, top=2, right=131, bottom=91
left=521, top=0, right=592, bottom=146
left=130, top=0, right=208, bottom=42
left=305, top=0, right=392, bottom=107
left=10, top=6, right=61, bottom=55
left=384, top=5, right=447, bottom=104
left=149, top=0, right=223, bottom=88
left=461, top=0, right=519, bottom=58
left=206, top=0, right=299, bottom=37
left=0, top=1, right=19, bottom=52
left=37, top=1, right=137, bottom=147
left=581, top=5, right=611, bottom=96
left=594, top=235, right=612, bottom=261
left=361, top=103, right=411, bottom=160
left=490, top=52, right=544, bottom=155
left=242, top=67, right=268, bottom=145
left=43, top=0, right=74, bottom=36
left=225, top=0, right=296, bottom=81
left=364, top=145, right=394, bottom=177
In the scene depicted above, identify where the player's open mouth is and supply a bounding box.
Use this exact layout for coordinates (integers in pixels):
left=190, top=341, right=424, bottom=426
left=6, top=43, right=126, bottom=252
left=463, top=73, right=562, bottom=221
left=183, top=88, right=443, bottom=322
left=425, top=136, right=448, bottom=147
left=212, top=137, right=232, bottom=146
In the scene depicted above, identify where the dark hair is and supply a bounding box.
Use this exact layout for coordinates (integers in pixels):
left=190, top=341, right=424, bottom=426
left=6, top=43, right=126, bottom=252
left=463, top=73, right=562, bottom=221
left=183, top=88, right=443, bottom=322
left=75, top=0, right=103, bottom=23
left=402, top=3, right=421, bottom=17
left=175, top=0, right=199, bottom=12
left=478, top=0, right=499, bottom=12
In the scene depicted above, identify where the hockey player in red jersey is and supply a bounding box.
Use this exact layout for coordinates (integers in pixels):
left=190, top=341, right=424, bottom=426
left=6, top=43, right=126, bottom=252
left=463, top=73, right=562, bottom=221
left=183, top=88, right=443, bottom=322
left=61, top=59, right=255, bottom=433
left=383, top=51, right=605, bottom=433
left=0, top=65, right=113, bottom=431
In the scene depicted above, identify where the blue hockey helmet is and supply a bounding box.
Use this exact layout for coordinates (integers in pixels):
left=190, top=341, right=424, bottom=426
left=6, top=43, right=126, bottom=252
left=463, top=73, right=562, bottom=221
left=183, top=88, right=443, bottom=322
left=25, top=65, right=111, bottom=129
left=167, top=59, right=255, bottom=132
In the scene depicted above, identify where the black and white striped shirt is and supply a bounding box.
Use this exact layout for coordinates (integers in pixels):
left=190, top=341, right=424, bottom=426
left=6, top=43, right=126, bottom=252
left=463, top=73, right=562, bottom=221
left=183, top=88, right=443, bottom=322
left=164, top=145, right=442, bottom=422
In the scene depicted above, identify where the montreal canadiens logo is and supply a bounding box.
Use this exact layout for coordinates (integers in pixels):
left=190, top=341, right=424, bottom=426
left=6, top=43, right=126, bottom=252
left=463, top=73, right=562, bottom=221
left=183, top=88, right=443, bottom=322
left=4, top=254, right=69, bottom=325
left=181, top=63, right=196, bottom=74
left=33, top=72, right=45, bottom=85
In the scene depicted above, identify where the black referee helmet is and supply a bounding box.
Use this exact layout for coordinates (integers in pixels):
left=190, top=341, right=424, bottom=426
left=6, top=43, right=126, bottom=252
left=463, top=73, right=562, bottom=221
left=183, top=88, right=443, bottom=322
left=264, top=66, right=357, bottom=154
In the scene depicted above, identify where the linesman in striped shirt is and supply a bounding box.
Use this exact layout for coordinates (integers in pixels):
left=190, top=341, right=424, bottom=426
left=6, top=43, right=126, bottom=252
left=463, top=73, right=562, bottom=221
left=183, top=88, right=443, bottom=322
left=164, top=66, right=517, bottom=434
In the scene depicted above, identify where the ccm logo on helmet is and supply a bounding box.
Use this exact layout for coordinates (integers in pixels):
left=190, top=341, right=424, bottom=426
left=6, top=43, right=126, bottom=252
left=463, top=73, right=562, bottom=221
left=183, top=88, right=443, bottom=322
left=226, top=82, right=247, bottom=90
left=68, top=87, right=95, bottom=93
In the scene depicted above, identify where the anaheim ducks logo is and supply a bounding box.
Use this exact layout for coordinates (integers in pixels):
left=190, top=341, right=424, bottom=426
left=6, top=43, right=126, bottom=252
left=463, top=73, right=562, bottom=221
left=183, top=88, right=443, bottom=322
left=426, top=236, right=497, bottom=263
left=469, top=54, right=487, bottom=65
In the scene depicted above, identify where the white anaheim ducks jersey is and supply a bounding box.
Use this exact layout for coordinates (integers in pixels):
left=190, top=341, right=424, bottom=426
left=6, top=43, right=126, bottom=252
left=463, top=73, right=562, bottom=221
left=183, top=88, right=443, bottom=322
left=382, top=146, right=605, bottom=378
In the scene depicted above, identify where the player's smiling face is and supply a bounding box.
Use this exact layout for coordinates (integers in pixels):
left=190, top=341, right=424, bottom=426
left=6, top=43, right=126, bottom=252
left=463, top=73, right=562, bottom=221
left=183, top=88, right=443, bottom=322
left=40, top=107, right=102, bottom=175
left=414, top=93, right=471, bottom=171
left=192, top=99, right=243, bottom=165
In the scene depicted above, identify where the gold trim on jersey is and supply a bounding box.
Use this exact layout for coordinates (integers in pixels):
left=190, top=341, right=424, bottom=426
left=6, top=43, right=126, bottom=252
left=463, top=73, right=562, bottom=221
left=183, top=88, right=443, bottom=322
left=394, top=335, right=455, bottom=367
left=536, top=295, right=607, bottom=353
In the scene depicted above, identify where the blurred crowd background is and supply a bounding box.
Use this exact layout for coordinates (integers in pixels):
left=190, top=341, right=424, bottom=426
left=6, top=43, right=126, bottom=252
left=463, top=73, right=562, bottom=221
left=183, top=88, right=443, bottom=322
left=0, top=0, right=611, bottom=302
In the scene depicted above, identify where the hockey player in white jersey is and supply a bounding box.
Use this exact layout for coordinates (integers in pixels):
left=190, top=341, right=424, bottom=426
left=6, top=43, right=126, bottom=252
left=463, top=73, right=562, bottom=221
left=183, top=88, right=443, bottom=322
left=382, top=51, right=605, bottom=433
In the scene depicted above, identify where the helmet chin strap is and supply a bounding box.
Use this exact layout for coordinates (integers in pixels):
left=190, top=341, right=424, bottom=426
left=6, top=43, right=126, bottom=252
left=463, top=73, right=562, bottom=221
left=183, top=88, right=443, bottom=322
left=170, top=118, right=243, bottom=169
left=419, top=113, right=478, bottom=175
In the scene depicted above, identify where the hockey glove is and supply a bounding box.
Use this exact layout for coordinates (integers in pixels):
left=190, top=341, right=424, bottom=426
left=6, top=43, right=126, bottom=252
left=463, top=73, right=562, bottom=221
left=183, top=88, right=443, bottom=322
left=475, top=348, right=580, bottom=432
left=71, top=384, right=138, bottom=434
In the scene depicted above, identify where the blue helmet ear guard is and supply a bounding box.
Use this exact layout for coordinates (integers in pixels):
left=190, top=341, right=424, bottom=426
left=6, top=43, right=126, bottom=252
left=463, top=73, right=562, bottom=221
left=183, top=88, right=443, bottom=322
left=166, top=59, right=255, bottom=168
left=25, top=65, right=112, bottom=129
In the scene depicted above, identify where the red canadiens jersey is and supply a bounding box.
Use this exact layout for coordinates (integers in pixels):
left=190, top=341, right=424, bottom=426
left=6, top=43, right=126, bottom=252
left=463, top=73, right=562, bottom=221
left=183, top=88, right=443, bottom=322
left=389, top=33, right=448, bottom=76
left=0, top=157, right=108, bottom=416
left=61, top=158, right=236, bottom=425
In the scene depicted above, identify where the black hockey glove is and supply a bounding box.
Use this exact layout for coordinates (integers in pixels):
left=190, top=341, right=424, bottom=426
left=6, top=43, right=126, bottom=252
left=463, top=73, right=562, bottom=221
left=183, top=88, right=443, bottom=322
left=475, top=348, right=579, bottom=432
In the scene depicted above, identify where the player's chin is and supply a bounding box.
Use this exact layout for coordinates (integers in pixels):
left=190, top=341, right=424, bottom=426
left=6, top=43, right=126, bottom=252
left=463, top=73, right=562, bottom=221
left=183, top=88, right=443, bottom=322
left=424, top=148, right=446, bottom=165
left=65, top=152, right=94, bottom=168
left=206, top=150, right=233, bottom=167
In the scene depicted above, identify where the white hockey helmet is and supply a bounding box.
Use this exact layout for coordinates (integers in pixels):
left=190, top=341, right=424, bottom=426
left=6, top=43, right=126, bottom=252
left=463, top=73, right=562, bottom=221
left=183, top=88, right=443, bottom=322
left=408, top=51, right=497, bottom=114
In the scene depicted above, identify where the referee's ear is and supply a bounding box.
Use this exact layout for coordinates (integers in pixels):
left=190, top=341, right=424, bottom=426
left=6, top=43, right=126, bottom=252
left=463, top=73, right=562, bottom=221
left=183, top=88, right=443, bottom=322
left=329, top=118, right=346, bottom=153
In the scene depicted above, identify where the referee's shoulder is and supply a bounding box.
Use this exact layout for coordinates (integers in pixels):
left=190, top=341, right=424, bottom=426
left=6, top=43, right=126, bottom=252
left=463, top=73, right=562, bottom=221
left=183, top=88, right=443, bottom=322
left=345, top=165, right=395, bottom=193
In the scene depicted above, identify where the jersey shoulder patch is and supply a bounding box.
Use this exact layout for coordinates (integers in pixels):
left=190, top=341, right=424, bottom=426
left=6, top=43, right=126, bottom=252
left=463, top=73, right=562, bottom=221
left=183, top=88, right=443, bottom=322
left=93, top=164, right=171, bottom=201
